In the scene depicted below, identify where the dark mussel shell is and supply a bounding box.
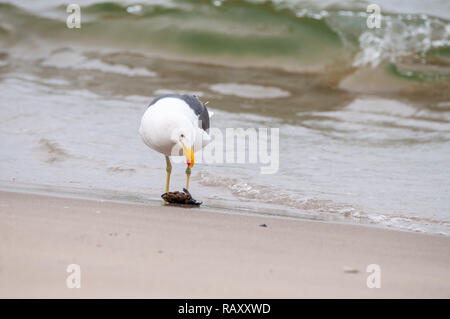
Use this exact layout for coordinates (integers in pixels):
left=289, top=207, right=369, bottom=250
left=161, top=188, right=202, bottom=206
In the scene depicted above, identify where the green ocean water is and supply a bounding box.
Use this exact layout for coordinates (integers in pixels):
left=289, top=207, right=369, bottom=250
left=1, top=0, right=449, bottom=83
left=0, top=0, right=449, bottom=235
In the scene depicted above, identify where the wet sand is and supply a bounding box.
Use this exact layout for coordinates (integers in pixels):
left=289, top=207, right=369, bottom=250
left=0, top=190, right=449, bottom=298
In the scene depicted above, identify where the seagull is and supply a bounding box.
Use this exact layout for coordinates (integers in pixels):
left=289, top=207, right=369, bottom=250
left=139, top=94, right=212, bottom=195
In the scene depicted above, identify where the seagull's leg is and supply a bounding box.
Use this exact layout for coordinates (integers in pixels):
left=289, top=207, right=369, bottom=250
left=185, top=166, right=191, bottom=190
left=165, top=156, right=172, bottom=193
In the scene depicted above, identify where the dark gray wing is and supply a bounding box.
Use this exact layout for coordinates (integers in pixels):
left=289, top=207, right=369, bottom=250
left=148, top=94, right=210, bottom=132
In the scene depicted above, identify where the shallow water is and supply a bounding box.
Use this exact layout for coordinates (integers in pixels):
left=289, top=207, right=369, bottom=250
left=0, top=0, right=449, bottom=235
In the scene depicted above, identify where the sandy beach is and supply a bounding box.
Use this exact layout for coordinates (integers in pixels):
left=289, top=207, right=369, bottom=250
left=1, top=0, right=449, bottom=302
left=0, top=190, right=449, bottom=299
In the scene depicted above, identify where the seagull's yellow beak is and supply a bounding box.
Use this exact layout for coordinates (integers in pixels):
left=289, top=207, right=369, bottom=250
left=180, top=140, right=194, bottom=168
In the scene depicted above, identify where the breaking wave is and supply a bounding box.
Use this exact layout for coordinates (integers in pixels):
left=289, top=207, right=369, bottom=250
left=1, top=0, right=449, bottom=82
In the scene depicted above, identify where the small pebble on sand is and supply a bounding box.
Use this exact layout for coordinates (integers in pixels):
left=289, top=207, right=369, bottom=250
left=343, top=266, right=359, bottom=274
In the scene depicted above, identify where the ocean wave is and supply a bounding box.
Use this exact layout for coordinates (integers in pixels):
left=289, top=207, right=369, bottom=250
left=0, top=0, right=448, bottom=92
left=41, top=49, right=157, bottom=77
left=353, top=14, right=450, bottom=68
left=210, top=83, right=290, bottom=99
left=198, top=171, right=359, bottom=216
left=198, top=171, right=450, bottom=235
left=297, top=98, right=450, bottom=145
